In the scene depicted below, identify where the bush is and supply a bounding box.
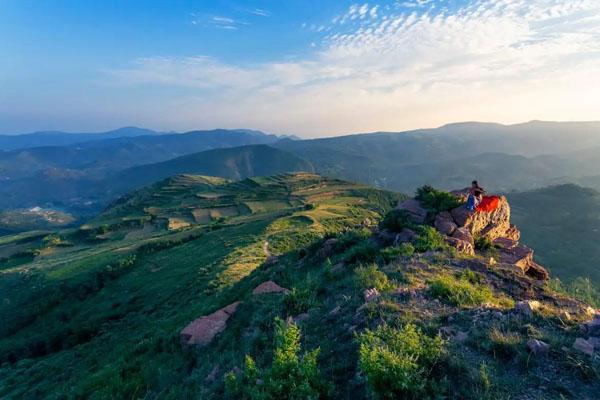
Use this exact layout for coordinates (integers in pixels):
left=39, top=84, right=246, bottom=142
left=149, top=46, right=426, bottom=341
left=336, top=228, right=372, bottom=250
left=474, top=236, right=495, bottom=252
left=225, top=318, right=330, bottom=399
left=380, top=243, right=415, bottom=262
left=379, top=209, right=411, bottom=232
left=487, top=328, right=521, bottom=359
left=342, top=240, right=379, bottom=264
left=355, top=264, right=393, bottom=291
left=284, top=286, right=318, bottom=315
left=413, top=226, right=448, bottom=253
left=415, top=186, right=463, bottom=214
left=429, top=274, right=493, bottom=307
left=358, top=323, right=445, bottom=399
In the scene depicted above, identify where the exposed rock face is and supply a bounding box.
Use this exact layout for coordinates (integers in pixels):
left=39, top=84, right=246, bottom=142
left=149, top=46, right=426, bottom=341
left=450, top=196, right=511, bottom=241
left=394, top=189, right=551, bottom=281
left=252, top=281, right=290, bottom=295
left=181, top=302, right=240, bottom=346
left=515, top=300, right=541, bottom=318
left=434, top=212, right=457, bottom=235
left=397, top=198, right=427, bottom=224
left=445, top=236, right=475, bottom=256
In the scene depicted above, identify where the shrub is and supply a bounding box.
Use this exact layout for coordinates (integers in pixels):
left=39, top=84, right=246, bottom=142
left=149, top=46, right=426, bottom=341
left=343, top=240, right=379, bottom=264
left=379, top=209, right=411, bottom=232
left=355, top=264, right=393, bottom=291
left=474, top=236, right=496, bottom=252
left=336, top=228, right=372, bottom=250
left=284, top=286, right=318, bottom=315
left=225, top=318, right=330, bottom=399
left=413, top=226, right=448, bottom=253
left=415, top=185, right=463, bottom=214
left=358, top=323, right=445, bottom=399
left=380, top=243, right=415, bottom=262
left=429, top=274, right=493, bottom=307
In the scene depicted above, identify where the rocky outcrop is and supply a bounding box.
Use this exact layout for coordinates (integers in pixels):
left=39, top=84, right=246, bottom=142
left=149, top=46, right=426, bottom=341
left=252, top=281, right=290, bottom=295
left=397, top=198, right=427, bottom=224
left=181, top=302, right=240, bottom=346
left=449, top=196, right=511, bottom=241
left=399, top=190, right=549, bottom=281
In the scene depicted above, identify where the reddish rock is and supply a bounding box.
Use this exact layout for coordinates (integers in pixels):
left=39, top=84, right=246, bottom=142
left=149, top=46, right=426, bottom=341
left=397, top=198, right=427, bottom=224
left=493, top=237, right=518, bottom=249
left=445, top=237, right=475, bottom=256
left=450, top=196, right=511, bottom=241
left=434, top=212, right=457, bottom=235
left=364, top=288, right=380, bottom=302
left=451, top=227, right=474, bottom=245
left=181, top=302, right=240, bottom=346
left=498, top=244, right=548, bottom=280
left=527, top=339, right=550, bottom=355
left=252, top=281, right=290, bottom=295
left=505, top=224, right=521, bottom=241
left=573, top=337, right=594, bottom=356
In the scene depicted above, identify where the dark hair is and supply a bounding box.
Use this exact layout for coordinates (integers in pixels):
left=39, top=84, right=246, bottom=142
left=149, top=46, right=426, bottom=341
left=472, top=180, right=479, bottom=187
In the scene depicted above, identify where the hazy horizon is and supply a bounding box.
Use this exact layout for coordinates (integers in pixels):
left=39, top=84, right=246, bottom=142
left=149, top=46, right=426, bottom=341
left=2, top=0, right=600, bottom=137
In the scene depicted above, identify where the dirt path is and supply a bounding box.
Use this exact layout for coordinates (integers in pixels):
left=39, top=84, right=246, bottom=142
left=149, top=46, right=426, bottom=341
left=263, top=241, right=272, bottom=257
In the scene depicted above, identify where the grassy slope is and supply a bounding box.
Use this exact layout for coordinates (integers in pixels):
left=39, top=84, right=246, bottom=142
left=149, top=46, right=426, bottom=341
left=1, top=177, right=598, bottom=399
left=508, top=184, right=600, bottom=285
left=0, top=173, right=402, bottom=399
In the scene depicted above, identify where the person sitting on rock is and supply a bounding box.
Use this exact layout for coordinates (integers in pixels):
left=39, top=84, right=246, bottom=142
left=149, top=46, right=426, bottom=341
left=466, top=180, right=485, bottom=211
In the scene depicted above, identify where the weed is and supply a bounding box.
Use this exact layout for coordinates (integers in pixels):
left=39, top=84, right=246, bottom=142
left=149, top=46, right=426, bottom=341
left=429, top=274, right=493, bottom=307
left=358, top=323, right=445, bottom=399
left=413, top=226, right=448, bottom=252
left=415, top=186, right=463, bottom=214
left=379, top=209, right=412, bottom=232
left=380, top=243, right=415, bottom=262
left=355, top=264, right=393, bottom=292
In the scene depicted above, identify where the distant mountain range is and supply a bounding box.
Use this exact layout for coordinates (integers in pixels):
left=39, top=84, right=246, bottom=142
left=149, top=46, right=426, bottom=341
left=1, top=120, right=600, bottom=224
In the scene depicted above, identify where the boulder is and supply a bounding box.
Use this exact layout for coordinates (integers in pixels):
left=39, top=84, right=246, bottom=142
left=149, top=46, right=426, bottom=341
left=252, top=281, right=290, bottom=295
left=515, top=300, right=541, bottom=318
left=180, top=302, right=240, bottom=346
left=451, top=227, right=474, bottom=245
left=573, top=337, right=595, bottom=356
left=397, top=198, right=427, bottom=224
left=445, top=236, right=475, bottom=256
left=434, top=212, right=457, bottom=235
left=395, top=228, right=418, bottom=245
left=364, top=288, right=380, bottom=303
left=505, top=224, right=521, bottom=241
left=527, top=339, right=550, bottom=355
left=450, top=195, right=511, bottom=241
left=498, top=243, right=549, bottom=281
left=316, top=238, right=338, bottom=260
left=583, top=315, right=600, bottom=336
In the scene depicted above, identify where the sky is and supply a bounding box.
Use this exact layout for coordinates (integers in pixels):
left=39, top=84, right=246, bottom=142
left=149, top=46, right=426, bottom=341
left=1, top=0, right=600, bottom=137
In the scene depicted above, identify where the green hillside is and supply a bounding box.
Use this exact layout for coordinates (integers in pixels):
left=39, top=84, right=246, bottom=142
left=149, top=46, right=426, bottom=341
left=508, top=184, right=600, bottom=285
left=1, top=175, right=598, bottom=399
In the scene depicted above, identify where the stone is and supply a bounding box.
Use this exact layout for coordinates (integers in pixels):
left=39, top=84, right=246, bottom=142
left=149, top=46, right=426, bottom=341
left=527, top=339, right=550, bottom=355
left=560, top=311, right=571, bottom=321
left=252, top=281, right=290, bottom=295
left=397, top=198, right=428, bottom=224
left=180, top=302, right=240, bottom=346
left=395, top=228, right=418, bottom=245
left=493, top=237, right=518, bottom=250
left=439, top=326, right=468, bottom=342
left=316, top=238, right=338, bottom=260
left=364, top=288, right=380, bottom=302
left=573, top=337, right=595, bottom=356
left=434, top=212, right=457, bottom=235
left=505, top=224, right=521, bottom=241
left=515, top=300, right=541, bottom=318
left=587, top=336, right=600, bottom=349
left=293, top=313, right=309, bottom=323
left=445, top=236, right=475, bottom=256
left=583, top=315, right=600, bottom=336
left=450, top=196, right=511, bottom=241
left=498, top=244, right=549, bottom=281
left=451, top=227, right=474, bottom=245
left=328, top=305, right=341, bottom=317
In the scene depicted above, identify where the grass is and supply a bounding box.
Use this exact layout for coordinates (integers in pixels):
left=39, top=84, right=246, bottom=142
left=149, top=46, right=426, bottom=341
left=429, top=274, right=494, bottom=307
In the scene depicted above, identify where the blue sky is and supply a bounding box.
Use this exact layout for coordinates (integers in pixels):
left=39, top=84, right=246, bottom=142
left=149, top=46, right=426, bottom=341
left=1, top=0, right=599, bottom=137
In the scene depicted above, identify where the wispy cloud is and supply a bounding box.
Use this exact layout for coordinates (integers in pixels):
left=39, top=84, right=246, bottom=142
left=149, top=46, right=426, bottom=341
left=250, top=8, right=271, bottom=17
left=190, top=13, right=249, bottom=30
left=116, top=1, right=600, bottom=136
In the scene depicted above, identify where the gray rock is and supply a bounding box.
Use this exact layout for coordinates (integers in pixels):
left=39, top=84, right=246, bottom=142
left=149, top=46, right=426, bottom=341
left=527, top=339, right=550, bottom=355
left=515, top=300, right=541, bottom=318
left=573, top=337, right=595, bottom=356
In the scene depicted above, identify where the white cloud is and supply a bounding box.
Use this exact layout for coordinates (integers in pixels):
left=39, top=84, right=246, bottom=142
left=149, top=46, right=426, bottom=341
left=113, top=0, right=600, bottom=137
